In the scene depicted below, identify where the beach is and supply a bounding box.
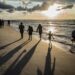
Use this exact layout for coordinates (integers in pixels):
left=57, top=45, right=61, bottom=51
left=0, top=25, right=75, bottom=75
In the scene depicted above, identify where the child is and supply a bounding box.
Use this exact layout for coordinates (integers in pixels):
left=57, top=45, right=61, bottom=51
left=48, top=31, right=54, bottom=47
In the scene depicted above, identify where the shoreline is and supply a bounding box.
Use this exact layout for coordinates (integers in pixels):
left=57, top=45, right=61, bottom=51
left=0, top=25, right=75, bottom=75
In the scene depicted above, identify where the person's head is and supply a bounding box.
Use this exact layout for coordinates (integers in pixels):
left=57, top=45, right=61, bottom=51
left=20, top=22, right=23, bottom=25
left=49, top=31, right=51, bottom=34
left=39, top=24, right=41, bottom=26
left=29, top=26, right=31, bottom=28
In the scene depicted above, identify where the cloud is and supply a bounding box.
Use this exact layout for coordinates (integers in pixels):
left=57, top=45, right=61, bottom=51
left=57, top=4, right=74, bottom=11
left=0, top=0, right=75, bottom=12
left=0, top=2, right=14, bottom=9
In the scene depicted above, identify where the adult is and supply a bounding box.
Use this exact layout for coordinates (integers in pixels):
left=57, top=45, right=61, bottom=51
left=27, top=26, right=33, bottom=40
left=71, top=30, right=75, bottom=44
left=19, top=22, right=25, bottom=39
left=37, top=24, right=43, bottom=39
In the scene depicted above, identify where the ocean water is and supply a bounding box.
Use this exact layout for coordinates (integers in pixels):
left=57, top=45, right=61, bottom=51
left=10, top=20, right=75, bottom=52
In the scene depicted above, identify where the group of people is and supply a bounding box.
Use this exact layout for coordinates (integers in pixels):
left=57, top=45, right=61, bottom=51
left=19, top=22, right=53, bottom=42
left=0, top=20, right=11, bottom=28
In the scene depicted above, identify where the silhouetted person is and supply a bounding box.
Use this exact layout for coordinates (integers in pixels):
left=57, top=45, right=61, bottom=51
left=0, top=19, right=2, bottom=28
left=8, top=20, right=10, bottom=26
left=19, top=22, right=24, bottom=39
left=27, top=26, right=33, bottom=40
left=37, top=24, right=43, bottom=39
left=48, top=31, right=54, bottom=47
left=71, top=30, right=75, bottom=44
left=2, top=20, right=4, bottom=27
left=0, top=19, right=4, bottom=28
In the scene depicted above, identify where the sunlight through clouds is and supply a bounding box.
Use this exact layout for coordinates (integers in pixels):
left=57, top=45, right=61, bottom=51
left=41, top=3, right=63, bottom=18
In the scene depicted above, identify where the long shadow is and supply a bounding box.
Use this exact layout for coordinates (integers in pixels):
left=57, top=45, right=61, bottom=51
left=4, top=40, right=40, bottom=75
left=3, top=49, right=26, bottom=75
left=44, top=44, right=56, bottom=75
left=0, top=38, right=21, bottom=50
left=37, top=43, right=56, bottom=75
left=0, top=39, right=31, bottom=66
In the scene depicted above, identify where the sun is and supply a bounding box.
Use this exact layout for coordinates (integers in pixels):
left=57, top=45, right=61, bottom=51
left=41, top=3, right=62, bottom=18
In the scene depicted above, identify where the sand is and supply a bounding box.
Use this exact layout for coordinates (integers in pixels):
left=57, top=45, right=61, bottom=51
left=0, top=25, right=75, bottom=75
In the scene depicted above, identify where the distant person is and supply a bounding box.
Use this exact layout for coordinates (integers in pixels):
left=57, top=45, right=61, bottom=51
left=8, top=20, right=10, bottom=26
left=27, top=26, right=33, bottom=40
left=2, top=20, right=4, bottom=27
left=36, top=24, right=43, bottom=39
left=71, top=30, right=75, bottom=44
left=19, top=22, right=25, bottom=39
left=0, top=19, right=4, bottom=28
left=0, top=19, right=2, bottom=28
left=48, top=31, right=54, bottom=46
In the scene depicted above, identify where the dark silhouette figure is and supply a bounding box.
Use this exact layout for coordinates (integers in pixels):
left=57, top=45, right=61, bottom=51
left=19, top=22, right=25, bottom=39
left=37, top=24, right=43, bottom=39
left=27, top=26, right=33, bottom=40
left=37, top=44, right=56, bottom=75
left=71, top=30, right=75, bottom=44
left=8, top=20, right=10, bottom=26
left=0, top=39, right=31, bottom=66
left=0, top=19, right=2, bottom=28
left=4, top=40, right=40, bottom=75
left=0, top=19, right=4, bottom=28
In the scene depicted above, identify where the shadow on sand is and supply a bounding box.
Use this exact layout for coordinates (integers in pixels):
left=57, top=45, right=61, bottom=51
left=0, top=38, right=22, bottom=50
left=0, top=39, right=31, bottom=66
left=4, top=40, right=40, bottom=75
left=37, top=42, right=56, bottom=75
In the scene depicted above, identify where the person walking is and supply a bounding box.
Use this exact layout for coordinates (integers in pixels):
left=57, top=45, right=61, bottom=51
left=36, top=24, right=43, bottom=39
left=27, top=26, right=33, bottom=40
left=19, top=22, right=25, bottom=39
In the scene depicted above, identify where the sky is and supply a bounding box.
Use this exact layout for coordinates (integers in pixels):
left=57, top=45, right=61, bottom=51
left=0, top=0, right=75, bottom=20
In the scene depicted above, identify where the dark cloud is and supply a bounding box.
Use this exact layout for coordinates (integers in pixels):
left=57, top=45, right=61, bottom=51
left=0, top=0, right=75, bottom=12
left=16, top=6, right=25, bottom=11
left=0, top=2, right=14, bottom=9
left=57, top=4, right=74, bottom=11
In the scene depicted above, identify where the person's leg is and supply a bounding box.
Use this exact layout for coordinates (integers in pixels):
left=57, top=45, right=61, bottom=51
left=22, top=33, right=23, bottom=39
left=39, top=33, right=42, bottom=39
left=21, top=33, right=23, bottom=39
left=31, top=35, right=32, bottom=40
left=49, top=39, right=52, bottom=48
left=29, top=34, right=30, bottom=40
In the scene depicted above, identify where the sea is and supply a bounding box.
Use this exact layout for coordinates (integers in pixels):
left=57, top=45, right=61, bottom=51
left=8, top=20, right=75, bottom=53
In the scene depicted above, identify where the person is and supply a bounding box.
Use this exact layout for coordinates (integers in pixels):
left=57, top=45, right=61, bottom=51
left=48, top=31, right=54, bottom=47
left=19, top=22, right=25, bottom=39
left=71, top=30, right=75, bottom=44
left=36, top=24, right=42, bottom=39
left=8, top=20, right=10, bottom=26
left=0, top=19, right=4, bottom=28
left=0, top=19, right=2, bottom=28
left=27, top=26, right=33, bottom=40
